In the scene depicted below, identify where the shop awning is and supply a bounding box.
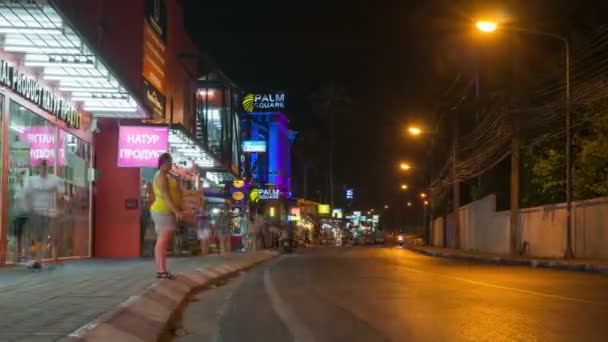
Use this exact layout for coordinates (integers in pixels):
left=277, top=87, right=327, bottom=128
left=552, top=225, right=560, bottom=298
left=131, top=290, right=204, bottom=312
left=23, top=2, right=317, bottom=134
left=0, top=1, right=144, bottom=118
left=169, top=124, right=217, bottom=169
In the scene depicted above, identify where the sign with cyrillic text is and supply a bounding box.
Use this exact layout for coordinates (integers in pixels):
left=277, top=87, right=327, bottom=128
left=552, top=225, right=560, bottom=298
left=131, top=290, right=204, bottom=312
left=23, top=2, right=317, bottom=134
left=117, top=126, right=168, bottom=167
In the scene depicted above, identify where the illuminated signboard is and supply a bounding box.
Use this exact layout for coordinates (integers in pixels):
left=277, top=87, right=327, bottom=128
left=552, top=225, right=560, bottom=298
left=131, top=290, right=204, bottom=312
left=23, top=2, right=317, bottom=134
left=242, top=140, right=267, bottom=153
left=346, top=188, right=354, bottom=200
left=19, top=127, right=66, bottom=167
left=318, top=204, right=331, bottom=215
left=242, top=92, right=286, bottom=112
left=332, top=208, right=343, bottom=219
left=259, top=189, right=280, bottom=200
left=288, top=207, right=301, bottom=221
left=117, top=126, right=169, bottom=167
left=372, top=215, right=380, bottom=223
left=0, top=60, right=81, bottom=128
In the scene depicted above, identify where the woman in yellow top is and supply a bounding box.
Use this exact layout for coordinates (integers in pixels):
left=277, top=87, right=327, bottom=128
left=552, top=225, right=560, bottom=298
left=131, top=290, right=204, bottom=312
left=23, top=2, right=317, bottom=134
left=151, top=153, right=182, bottom=279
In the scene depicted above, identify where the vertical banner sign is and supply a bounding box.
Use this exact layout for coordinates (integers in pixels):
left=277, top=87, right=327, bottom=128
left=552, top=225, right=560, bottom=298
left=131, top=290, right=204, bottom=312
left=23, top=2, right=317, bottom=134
left=142, top=0, right=167, bottom=119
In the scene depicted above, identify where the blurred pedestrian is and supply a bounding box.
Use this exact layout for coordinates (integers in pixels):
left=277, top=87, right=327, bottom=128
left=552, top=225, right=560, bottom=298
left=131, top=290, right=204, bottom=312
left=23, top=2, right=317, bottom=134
left=11, top=171, right=28, bottom=261
left=23, top=159, right=64, bottom=268
left=150, top=153, right=182, bottom=280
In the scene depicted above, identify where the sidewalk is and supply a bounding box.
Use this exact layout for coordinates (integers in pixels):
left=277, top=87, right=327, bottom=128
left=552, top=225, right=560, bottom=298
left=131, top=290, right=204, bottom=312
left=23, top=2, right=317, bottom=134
left=0, top=251, right=275, bottom=342
left=410, top=246, right=608, bottom=275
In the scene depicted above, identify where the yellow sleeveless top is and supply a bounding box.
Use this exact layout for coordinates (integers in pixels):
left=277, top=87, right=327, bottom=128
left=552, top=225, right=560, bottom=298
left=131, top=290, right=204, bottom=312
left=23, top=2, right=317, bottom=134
left=150, top=171, right=181, bottom=213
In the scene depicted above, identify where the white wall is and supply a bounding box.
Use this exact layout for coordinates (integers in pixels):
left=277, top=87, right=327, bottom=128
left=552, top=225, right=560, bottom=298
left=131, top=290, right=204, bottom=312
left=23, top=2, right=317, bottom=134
left=431, top=216, right=444, bottom=247
left=433, top=194, right=608, bottom=259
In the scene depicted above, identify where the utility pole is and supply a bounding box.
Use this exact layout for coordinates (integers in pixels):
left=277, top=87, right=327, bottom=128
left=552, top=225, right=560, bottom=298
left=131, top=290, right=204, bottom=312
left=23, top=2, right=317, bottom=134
left=564, top=37, right=573, bottom=259
left=329, top=107, right=335, bottom=207
left=452, top=115, right=460, bottom=248
left=510, top=34, right=521, bottom=255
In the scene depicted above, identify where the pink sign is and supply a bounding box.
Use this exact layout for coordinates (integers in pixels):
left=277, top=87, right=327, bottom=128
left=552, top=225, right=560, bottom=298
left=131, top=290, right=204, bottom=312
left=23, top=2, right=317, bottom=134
left=117, top=126, right=169, bottom=168
left=19, top=127, right=66, bottom=167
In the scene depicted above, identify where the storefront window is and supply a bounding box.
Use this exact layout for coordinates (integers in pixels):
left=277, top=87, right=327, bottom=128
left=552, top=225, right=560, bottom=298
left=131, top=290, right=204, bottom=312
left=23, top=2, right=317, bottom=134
left=6, top=100, right=91, bottom=261
left=57, top=130, right=92, bottom=258
left=197, top=88, right=227, bottom=158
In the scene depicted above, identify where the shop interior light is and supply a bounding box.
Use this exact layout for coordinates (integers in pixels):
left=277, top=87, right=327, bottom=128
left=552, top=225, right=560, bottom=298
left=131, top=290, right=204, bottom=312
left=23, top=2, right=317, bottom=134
left=0, top=3, right=143, bottom=119
left=82, top=106, right=138, bottom=112
left=3, top=45, right=83, bottom=55
left=25, top=61, right=96, bottom=68
left=0, top=27, right=65, bottom=35
left=58, top=86, right=123, bottom=93
left=9, top=123, right=24, bottom=133
left=43, top=74, right=109, bottom=81
left=197, top=90, right=215, bottom=96
left=70, top=94, right=129, bottom=101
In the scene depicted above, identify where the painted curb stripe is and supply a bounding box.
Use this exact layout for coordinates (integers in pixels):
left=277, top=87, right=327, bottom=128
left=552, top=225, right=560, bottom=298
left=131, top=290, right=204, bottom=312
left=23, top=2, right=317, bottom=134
left=70, top=252, right=276, bottom=341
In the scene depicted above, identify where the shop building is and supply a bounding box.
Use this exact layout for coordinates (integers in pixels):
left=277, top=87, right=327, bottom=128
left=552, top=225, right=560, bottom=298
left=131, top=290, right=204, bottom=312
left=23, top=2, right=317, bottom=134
left=241, top=91, right=296, bottom=227
left=47, top=0, right=204, bottom=258
left=195, top=70, right=245, bottom=250
left=0, top=1, right=151, bottom=264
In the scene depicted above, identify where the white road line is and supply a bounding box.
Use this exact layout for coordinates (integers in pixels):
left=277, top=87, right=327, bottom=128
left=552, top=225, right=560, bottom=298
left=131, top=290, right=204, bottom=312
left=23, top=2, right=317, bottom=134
left=399, top=261, right=600, bottom=305
left=264, top=258, right=316, bottom=342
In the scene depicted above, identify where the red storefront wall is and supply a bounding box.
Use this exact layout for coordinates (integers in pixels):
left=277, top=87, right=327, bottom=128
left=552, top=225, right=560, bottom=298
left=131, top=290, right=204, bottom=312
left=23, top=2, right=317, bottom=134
left=53, top=0, right=199, bottom=256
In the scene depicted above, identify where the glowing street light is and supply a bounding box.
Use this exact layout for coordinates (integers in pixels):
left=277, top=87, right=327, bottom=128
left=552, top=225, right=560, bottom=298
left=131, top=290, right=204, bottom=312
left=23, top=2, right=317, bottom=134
left=400, top=163, right=411, bottom=170
left=424, top=200, right=429, bottom=206
left=476, top=21, right=497, bottom=33
left=408, top=126, right=422, bottom=136
left=401, top=184, right=408, bottom=190
left=384, top=205, right=389, bottom=209
left=407, top=202, right=412, bottom=207
left=420, top=192, right=427, bottom=199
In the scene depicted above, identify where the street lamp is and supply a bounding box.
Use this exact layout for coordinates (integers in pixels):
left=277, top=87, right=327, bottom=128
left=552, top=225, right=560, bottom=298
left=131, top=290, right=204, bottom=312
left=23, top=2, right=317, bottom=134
left=407, top=202, right=412, bottom=207
left=408, top=126, right=423, bottom=136
left=420, top=192, right=427, bottom=199
left=400, top=163, right=411, bottom=170
left=476, top=20, right=573, bottom=258
left=476, top=21, right=497, bottom=33
left=384, top=205, right=389, bottom=209
left=401, top=184, right=409, bottom=190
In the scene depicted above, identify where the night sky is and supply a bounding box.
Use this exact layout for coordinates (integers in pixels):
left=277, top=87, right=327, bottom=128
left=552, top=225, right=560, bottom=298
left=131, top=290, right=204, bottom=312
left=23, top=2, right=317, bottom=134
left=182, top=0, right=607, bottom=216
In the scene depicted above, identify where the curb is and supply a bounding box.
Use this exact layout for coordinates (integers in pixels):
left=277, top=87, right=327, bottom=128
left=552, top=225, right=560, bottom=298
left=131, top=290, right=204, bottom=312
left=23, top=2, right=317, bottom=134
left=62, top=251, right=278, bottom=342
left=410, top=247, right=608, bottom=275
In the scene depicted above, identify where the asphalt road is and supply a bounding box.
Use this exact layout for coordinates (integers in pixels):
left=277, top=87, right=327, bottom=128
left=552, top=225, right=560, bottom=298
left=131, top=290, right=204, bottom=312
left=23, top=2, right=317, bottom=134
left=172, top=246, right=608, bottom=342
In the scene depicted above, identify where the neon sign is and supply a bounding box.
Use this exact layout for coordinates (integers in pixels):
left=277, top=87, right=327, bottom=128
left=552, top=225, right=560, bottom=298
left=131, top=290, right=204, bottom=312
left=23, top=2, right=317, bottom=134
left=242, top=92, right=286, bottom=112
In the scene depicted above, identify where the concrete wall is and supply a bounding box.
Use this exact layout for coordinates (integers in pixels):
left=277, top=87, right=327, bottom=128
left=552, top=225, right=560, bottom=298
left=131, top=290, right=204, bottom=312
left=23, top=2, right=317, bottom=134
left=432, top=194, right=608, bottom=259
left=431, top=216, right=444, bottom=247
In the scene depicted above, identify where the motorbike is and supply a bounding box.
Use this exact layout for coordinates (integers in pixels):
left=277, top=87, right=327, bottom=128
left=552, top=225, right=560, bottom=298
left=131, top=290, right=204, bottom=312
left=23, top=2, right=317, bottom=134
left=280, top=236, right=293, bottom=253
left=397, top=234, right=405, bottom=246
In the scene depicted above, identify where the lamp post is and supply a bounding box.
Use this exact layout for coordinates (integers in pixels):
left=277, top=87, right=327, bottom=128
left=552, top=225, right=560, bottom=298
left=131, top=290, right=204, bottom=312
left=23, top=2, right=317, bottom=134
left=476, top=21, right=573, bottom=258
left=406, top=126, right=438, bottom=246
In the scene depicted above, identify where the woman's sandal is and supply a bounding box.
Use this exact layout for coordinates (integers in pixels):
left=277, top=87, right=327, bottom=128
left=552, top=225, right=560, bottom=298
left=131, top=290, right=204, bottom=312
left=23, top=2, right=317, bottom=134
left=156, top=271, right=176, bottom=280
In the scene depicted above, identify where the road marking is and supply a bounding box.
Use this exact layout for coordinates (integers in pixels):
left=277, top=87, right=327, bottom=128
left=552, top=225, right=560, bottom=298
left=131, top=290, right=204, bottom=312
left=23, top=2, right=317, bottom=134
left=395, top=258, right=600, bottom=305
left=264, top=258, right=316, bottom=342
